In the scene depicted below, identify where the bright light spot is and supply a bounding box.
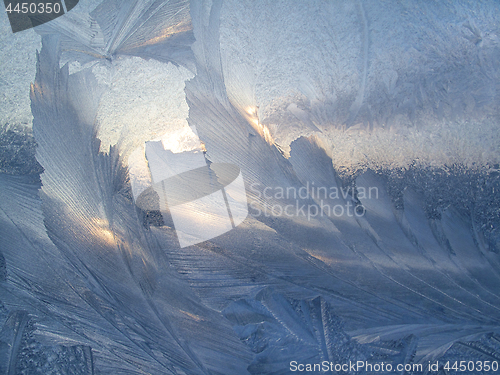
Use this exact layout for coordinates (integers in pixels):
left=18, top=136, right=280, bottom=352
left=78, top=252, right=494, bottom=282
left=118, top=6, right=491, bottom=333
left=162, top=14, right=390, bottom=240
left=91, top=218, right=116, bottom=246
left=100, top=228, right=115, bottom=243
left=180, top=310, right=203, bottom=321
left=132, top=20, right=192, bottom=48
left=160, top=126, right=204, bottom=154
left=243, top=106, right=275, bottom=145
left=246, top=106, right=257, bottom=115
left=261, top=124, right=274, bottom=144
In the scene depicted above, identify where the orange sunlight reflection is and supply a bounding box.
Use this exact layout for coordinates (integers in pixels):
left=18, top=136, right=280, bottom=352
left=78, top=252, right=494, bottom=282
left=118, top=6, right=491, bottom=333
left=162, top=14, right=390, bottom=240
left=245, top=106, right=274, bottom=145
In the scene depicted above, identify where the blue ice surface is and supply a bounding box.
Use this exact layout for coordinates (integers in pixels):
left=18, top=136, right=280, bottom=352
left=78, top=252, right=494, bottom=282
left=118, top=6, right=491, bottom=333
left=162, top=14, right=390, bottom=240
left=0, top=0, right=499, bottom=373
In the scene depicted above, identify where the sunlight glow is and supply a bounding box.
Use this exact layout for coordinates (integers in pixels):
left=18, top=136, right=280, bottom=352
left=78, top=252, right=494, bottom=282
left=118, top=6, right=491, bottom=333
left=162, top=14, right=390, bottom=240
left=159, top=126, right=204, bottom=153
left=245, top=106, right=274, bottom=145
left=136, top=20, right=193, bottom=48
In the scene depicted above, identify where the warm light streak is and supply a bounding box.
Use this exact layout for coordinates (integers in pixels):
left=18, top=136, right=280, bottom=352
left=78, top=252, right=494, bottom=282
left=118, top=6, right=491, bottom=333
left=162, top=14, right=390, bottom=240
left=245, top=106, right=274, bottom=145
left=91, top=218, right=116, bottom=246
left=180, top=310, right=203, bottom=321
left=135, top=20, right=192, bottom=48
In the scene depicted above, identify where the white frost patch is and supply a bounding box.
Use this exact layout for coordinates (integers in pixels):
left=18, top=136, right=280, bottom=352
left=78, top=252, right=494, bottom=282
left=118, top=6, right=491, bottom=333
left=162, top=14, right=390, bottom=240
left=160, top=126, right=203, bottom=154
left=315, top=117, right=500, bottom=172
left=0, top=13, right=41, bottom=128
left=219, top=0, right=500, bottom=170
left=0, top=0, right=103, bottom=129
left=94, top=56, right=195, bottom=159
